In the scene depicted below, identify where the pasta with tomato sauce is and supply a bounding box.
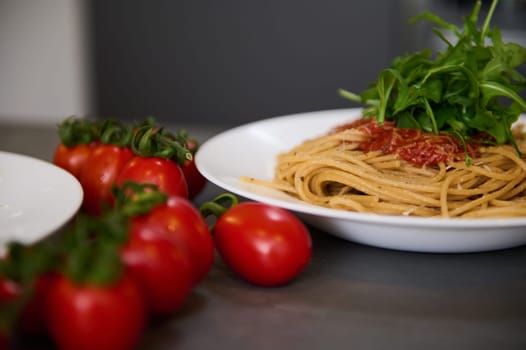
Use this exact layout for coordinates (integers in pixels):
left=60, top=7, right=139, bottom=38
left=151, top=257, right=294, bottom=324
left=241, top=118, right=526, bottom=218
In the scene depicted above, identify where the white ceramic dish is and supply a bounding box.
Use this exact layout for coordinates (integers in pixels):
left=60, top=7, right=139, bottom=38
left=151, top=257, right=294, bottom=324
left=0, top=151, right=83, bottom=253
left=195, top=108, right=526, bottom=253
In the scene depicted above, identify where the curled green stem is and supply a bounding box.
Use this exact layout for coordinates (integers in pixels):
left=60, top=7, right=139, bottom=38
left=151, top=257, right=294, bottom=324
left=57, top=117, right=99, bottom=147
left=200, top=193, right=239, bottom=223
left=64, top=213, right=126, bottom=286
left=99, top=119, right=133, bottom=147
left=131, top=122, right=192, bottom=165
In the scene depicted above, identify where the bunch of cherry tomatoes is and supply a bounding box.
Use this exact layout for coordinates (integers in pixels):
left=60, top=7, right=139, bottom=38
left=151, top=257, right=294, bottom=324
left=0, top=117, right=312, bottom=350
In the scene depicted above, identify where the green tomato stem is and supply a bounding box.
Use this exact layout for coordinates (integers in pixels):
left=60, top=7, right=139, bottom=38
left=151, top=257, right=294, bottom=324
left=200, top=193, right=240, bottom=230
left=112, top=181, right=168, bottom=217
left=131, top=122, right=192, bottom=165
left=99, top=119, right=133, bottom=147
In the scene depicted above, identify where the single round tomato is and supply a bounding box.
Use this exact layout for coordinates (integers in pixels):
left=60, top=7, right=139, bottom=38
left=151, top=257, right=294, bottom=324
left=214, top=202, right=312, bottom=287
left=121, top=229, right=194, bottom=316
left=116, top=156, right=188, bottom=199
left=79, top=144, right=134, bottom=215
left=46, top=274, right=146, bottom=350
left=182, top=139, right=206, bottom=199
left=130, top=196, right=214, bottom=286
left=182, top=159, right=206, bottom=199
left=53, top=142, right=96, bottom=179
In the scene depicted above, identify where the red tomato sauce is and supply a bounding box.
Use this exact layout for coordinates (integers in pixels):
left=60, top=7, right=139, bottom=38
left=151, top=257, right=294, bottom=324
left=331, top=118, right=481, bottom=166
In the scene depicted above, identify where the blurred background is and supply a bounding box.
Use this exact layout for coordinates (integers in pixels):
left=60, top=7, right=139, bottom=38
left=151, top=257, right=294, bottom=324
left=0, top=0, right=525, bottom=129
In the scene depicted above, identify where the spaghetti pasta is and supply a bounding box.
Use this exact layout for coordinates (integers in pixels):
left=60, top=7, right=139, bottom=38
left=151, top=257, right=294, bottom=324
left=242, top=120, right=526, bottom=218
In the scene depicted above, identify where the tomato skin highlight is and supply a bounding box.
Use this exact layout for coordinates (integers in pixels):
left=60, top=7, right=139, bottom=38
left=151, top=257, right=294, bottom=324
left=214, top=202, right=312, bottom=287
left=116, top=156, right=188, bottom=199
left=130, top=196, right=214, bottom=286
left=121, top=229, right=194, bottom=316
left=46, top=274, right=146, bottom=350
left=0, top=277, right=19, bottom=304
left=79, top=144, right=134, bottom=215
left=53, top=142, right=95, bottom=179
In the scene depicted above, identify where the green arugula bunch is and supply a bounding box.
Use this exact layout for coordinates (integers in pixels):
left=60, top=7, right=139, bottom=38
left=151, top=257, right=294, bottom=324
left=339, top=0, right=526, bottom=149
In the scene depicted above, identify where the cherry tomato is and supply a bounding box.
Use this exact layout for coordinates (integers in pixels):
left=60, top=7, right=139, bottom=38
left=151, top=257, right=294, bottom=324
left=116, top=156, right=188, bottom=199
left=53, top=142, right=96, bottom=179
left=79, top=144, right=134, bottom=215
left=121, top=229, right=194, bottom=316
left=182, top=139, right=206, bottom=199
left=130, top=196, right=214, bottom=286
left=46, top=273, right=145, bottom=350
left=214, top=202, right=312, bottom=287
left=182, top=159, right=206, bottom=199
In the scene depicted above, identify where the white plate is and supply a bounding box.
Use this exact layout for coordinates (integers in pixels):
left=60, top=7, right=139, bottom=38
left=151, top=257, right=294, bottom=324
left=195, top=108, right=526, bottom=253
left=0, top=151, right=83, bottom=252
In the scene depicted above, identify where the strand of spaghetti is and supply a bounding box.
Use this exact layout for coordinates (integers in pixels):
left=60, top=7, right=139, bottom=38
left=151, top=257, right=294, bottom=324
left=239, top=176, right=297, bottom=195
left=448, top=173, right=525, bottom=217
left=402, top=162, right=447, bottom=183
left=461, top=205, right=526, bottom=218
left=326, top=195, right=370, bottom=212
left=294, top=160, right=442, bottom=207
left=499, top=178, right=526, bottom=200
left=483, top=145, right=526, bottom=172
left=296, top=157, right=446, bottom=193
left=328, top=195, right=441, bottom=216
left=441, top=164, right=521, bottom=217
left=447, top=173, right=520, bottom=196
left=490, top=198, right=526, bottom=206
left=450, top=160, right=522, bottom=181
left=328, top=150, right=394, bottom=167
left=317, top=158, right=444, bottom=196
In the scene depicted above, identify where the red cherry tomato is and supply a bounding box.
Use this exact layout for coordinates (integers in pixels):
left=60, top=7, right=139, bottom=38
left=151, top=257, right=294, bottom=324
left=121, top=229, right=194, bottom=316
left=53, top=142, right=96, bottom=179
left=130, top=196, right=214, bottom=286
left=46, top=274, right=146, bottom=350
left=214, top=202, right=312, bottom=287
left=182, top=159, right=207, bottom=199
left=79, top=144, right=134, bottom=215
left=182, top=139, right=206, bottom=199
left=116, top=156, right=188, bottom=199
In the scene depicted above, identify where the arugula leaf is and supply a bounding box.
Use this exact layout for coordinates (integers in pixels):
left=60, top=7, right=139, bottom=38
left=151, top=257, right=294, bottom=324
left=339, top=0, right=526, bottom=147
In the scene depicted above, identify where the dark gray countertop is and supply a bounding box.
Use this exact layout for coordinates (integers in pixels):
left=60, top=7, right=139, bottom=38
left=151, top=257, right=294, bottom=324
left=1, top=122, right=526, bottom=350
